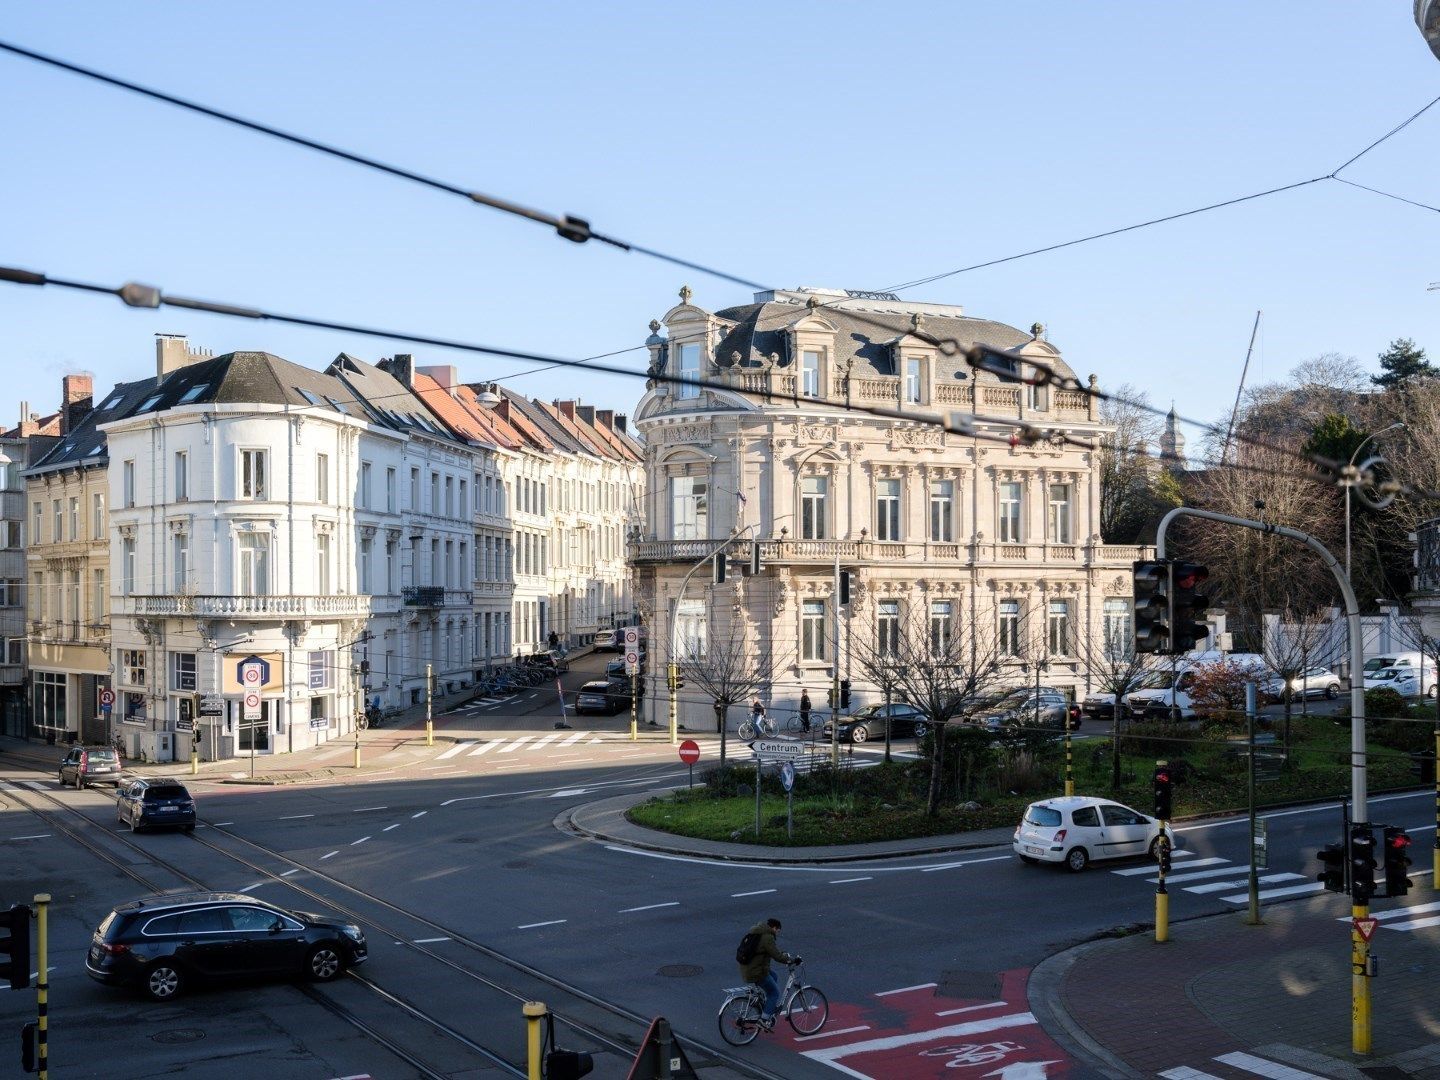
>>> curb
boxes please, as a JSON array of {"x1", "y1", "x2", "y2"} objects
[{"x1": 1027, "y1": 936, "x2": 1149, "y2": 1080}]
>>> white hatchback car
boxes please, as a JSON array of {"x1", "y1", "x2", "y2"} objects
[{"x1": 1013, "y1": 795, "x2": 1171, "y2": 872}]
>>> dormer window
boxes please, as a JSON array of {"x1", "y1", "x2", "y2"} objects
[
  {"x1": 904, "y1": 357, "x2": 925, "y2": 404},
  {"x1": 677, "y1": 342, "x2": 701, "y2": 400},
  {"x1": 801, "y1": 350, "x2": 822, "y2": 397}
]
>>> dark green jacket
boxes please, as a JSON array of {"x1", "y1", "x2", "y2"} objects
[{"x1": 739, "y1": 921, "x2": 791, "y2": 984}]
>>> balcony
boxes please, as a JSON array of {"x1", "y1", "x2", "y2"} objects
[
  {"x1": 631, "y1": 539, "x2": 1153, "y2": 568},
  {"x1": 402, "y1": 586, "x2": 446, "y2": 608},
  {"x1": 122, "y1": 594, "x2": 375, "y2": 618}
]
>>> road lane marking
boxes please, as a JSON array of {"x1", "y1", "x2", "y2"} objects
[
  {"x1": 279, "y1": 814, "x2": 315, "y2": 820},
  {"x1": 549, "y1": 789, "x2": 590, "y2": 798},
  {"x1": 935, "y1": 999, "x2": 1006, "y2": 1017},
  {"x1": 1146, "y1": 863, "x2": 1246, "y2": 883},
  {"x1": 794, "y1": 1025, "x2": 871, "y2": 1043},
  {"x1": 412, "y1": 937, "x2": 451, "y2": 944},
  {"x1": 919, "y1": 855, "x2": 1011, "y2": 872},
  {"x1": 528, "y1": 733, "x2": 561, "y2": 750},
  {"x1": 1113, "y1": 857, "x2": 1227, "y2": 877},
  {"x1": 238, "y1": 883, "x2": 264, "y2": 893},
  {"x1": 281, "y1": 869, "x2": 300, "y2": 877},
  {"x1": 383, "y1": 824, "x2": 400, "y2": 832},
  {"x1": 351, "y1": 836, "x2": 370, "y2": 845},
  {"x1": 1161, "y1": 1069, "x2": 1225, "y2": 1080},
  {"x1": 518, "y1": 920, "x2": 567, "y2": 929},
  {"x1": 875, "y1": 982, "x2": 937, "y2": 997},
  {"x1": 801, "y1": 1011, "x2": 1038, "y2": 1070},
  {"x1": 1361, "y1": 901, "x2": 1440, "y2": 920},
  {"x1": 211, "y1": 822, "x2": 234, "y2": 826},
  {"x1": 1389, "y1": 915, "x2": 1440, "y2": 931},
  {"x1": 1215, "y1": 1051, "x2": 1327, "y2": 1079},
  {"x1": 620, "y1": 902, "x2": 679, "y2": 913},
  {"x1": 7, "y1": 834, "x2": 52, "y2": 841},
  {"x1": 1218, "y1": 882, "x2": 1326, "y2": 903},
  {"x1": 436, "y1": 743, "x2": 474, "y2": 760},
  {"x1": 732, "y1": 889, "x2": 777, "y2": 897},
  {"x1": 468, "y1": 741, "x2": 501, "y2": 756},
  {"x1": 1185, "y1": 873, "x2": 1303, "y2": 894},
  {"x1": 411, "y1": 811, "x2": 427, "y2": 819},
  {"x1": 353, "y1": 806, "x2": 389, "y2": 812},
  {"x1": 321, "y1": 850, "x2": 339, "y2": 859},
  {"x1": 829, "y1": 877, "x2": 872, "y2": 885},
  {"x1": 500, "y1": 736, "x2": 535, "y2": 753},
  {"x1": 559, "y1": 731, "x2": 587, "y2": 746}
]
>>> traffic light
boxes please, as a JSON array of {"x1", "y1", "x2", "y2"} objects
[
  {"x1": 712, "y1": 551, "x2": 727, "y2": 585},
  {"x1": 827, "y1": 687, "x2": 838, "y2": 710},
  {"x1": 1156, "y1": 834, "x2": 1172, "y2": 874},
  {"x1": 666, "y1": 663, "x2": 683, "y2": 692},
  {"x1": 1152, "y1": 765, "x2": 1173, "y2": 820},
  {"x1": 1383, "y1": 826, "x2": 1413, "y2": 897},
  {"x1": 750, "y1": 540, "x2": 762, "y2": 576},
  {"x1": 21, "y1": 1022, "x2": 35, "y2": 1074},
  {"x1": 840, "y1": 679, "x2": 852, "y2": 709},
  {"x1": 1350, "y1": 823, "x2": 1378, "y2": 904},
  {"x1": 1132, "y1": 560, "x2": 1172, "y2": 654},
  {"x1": 1317, "y1": 840, "x2": 1348, "y2": 893},
  {"x1": 838, "y1": 570, "x2": 853, "y2": 607},
  {"x1": 1170, "y1": 561, "x2": 1210, "y2": 653},
  {"x1": 0, "y1": 904, "x2": 31, "y2": 990}
]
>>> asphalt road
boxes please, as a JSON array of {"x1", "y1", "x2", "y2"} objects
[{"x1": 3, "y1": 660, "x2": 1435, "y2": 1080}]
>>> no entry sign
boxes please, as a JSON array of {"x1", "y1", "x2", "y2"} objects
[{"x1": 678, "y1": 739, "x2": 701, "y2": 765}]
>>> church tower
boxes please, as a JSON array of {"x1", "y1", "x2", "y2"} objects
[{"x1": 1159, "y1": 403, "x2": 1186, "y2": 469}]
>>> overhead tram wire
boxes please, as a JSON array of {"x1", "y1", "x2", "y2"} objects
[
  {"x1": 0, "y1": 38, "x2": 770, "y2": 295},
  {"x1": 0, "y1": 263, "x2": 1415, "y2": 502}
]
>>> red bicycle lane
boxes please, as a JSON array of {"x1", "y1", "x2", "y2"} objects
[{"x1": 772, "y1": 967, "x2": 1072, "y2": 1080}]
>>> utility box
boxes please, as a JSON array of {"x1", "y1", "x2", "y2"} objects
[{"x1": 137, "y1": 731, "x2": 176, "y2": 763}]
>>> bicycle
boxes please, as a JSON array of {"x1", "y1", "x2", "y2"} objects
[
  {"x1": 737, "y1": 715, "x2": 777, "y2": 741},
  {"x1": 718, "y1": 960, "x2": 828, "y2": 1045},
  {"x1": 784, "y1": 711, "x2": 813, "y2": 736}
]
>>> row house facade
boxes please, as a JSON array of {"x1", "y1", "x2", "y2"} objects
[
  {"x1": 631, "y1": 286, "x2": 1153, "y2": 727},
  {"x1": 1, "y1": 434, "x2": 33, "y2": 736}
]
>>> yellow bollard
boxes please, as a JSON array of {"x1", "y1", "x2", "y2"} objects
[
  {"x1": 630, "y1": 673, "x2": 639, "y2": 742},
  {"x1": 426, "y1": 663, "x2": 434, "y2": 748},
  {"x1": 34, "y1": 892, "x2": 50, "y2": 1080},
  {"x1": 1155, "y1": 887, "x2": 1169, "y2": 943},
  {"x1": 190, "y1": 741, "x2": 198, "y2": 777},
  {"x1": 523, "y1": 1001, "x2": 547, "y2": 1080},
  {"x1": 1353, "y1": 902, "x2": 1371, "y2": 1054}
]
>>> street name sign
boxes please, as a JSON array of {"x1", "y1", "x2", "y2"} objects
[{"x1": 750, "y1": 739, "x2": 805, "y2": 758}]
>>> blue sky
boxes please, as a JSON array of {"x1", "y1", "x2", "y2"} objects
[{"x1": 2, "y1": 4, "x2": 1436, "y2": 440}]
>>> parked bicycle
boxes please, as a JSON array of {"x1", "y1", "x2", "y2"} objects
[
  {"x1": 718, "y1": 960, "x2": 828, "y2": 1045},
  {"x1": 737, "y1": 715, "x2": 777, "y2": 741}
]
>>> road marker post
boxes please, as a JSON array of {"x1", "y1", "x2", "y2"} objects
[
  {"x1": 425, "y1": 664, "x2": 434, "y2": 747},
  {"x1": 34, "y1": 893, "x2": 50, "y2": 1080},
  {"x1": 523, "y1": 1001, "x2": 546, "y2": 1080}
]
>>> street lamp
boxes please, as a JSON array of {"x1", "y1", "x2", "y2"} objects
[{"x1": 1345, "y1": 422, "x2": 1405, "y2": 583}]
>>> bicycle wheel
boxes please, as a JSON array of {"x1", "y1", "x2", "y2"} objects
[
  {"x1": 719, "y1": 994, "x2": 761, "y2": 1046},
  {"x1": 738, "y1": 721, "x2": 755, "y2": 741},
  {"x1": 786, "y1": 985, "x2": 829, "y2": 1035}
]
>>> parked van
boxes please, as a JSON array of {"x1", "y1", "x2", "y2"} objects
[
  {"x1": 1362, "y1": 653, "x2": 1437, "y2": 698},
  {"x1": 1125, "y1": 654, "x2": 1270, "y2": 720}
]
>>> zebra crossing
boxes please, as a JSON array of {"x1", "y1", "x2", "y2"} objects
[
  {"x1": 1111, "y1": 850, "x2": 1327, "y2": 906},
  {"x1": 1161, "y1": 1049, "x2": 1336, "y2": 1080},
  {"x1": 1335, "y1": 898, "x2": 1440, "y2": 933}
]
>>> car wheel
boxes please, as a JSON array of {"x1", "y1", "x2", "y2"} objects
[
  {"x1": 1148, "y1": 836, "x2": 1166, "y2": 859},
  {"x1": 911, "y1": 722, "x2": 929, "y2": 739},
  {"x1": 129, "y1": 815, "x2": 140, "y2": 833},
  {"x1": 1018, "y1": 854, "x2": 1038, "y2": 865},
  {"x1": 144, "y1": 961, "x2": 184, "y2": 1001},
  {"x1": 307, "y1": 944, "x2": 344, "y2": 982},
  {"x1": 1327, "y1": 684, "x2": 1340, "y2": 700},
  {"x1": 1428, "y1": 684, "x2": 1438, "y2": 700},
  {"x1": 851, "y1": 725, "x2": 869, "y2": 744},
  {"x1": 1065, "y1": 847, "x2": 1090, "y2": 873}
]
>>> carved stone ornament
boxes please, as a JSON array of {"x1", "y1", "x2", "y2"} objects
[
  {"x1": 773, "y1": 580, "x2": 790, "y2": 619},
  {"x1": 195, "y1": 619, "x2": 217, "y2": 650},
  {"x1": 360, "y1": 525, "x2": 377, "y2": 540},
  {"x1": 1104, "y1": 574, "x2": 1129, "y2": 596},
  {"x1": 386, "y1": 528, "x2": 402, "y2": 543},
  {"x1": 118, "y1": 524, "x2": 137, "y2": 541},
  {"x1": 134, "y1": 618, "x2": 159, "y2": 645},
  {"x1": 166, "y1": 518, "x2": 189, "y2": 535},
  {"x1": 792, "y1": 422, "x2": 839, "y2": 446},
  {"x1": 663, "y1": 422, "x2": 713, "y2": 445},
  {"x1": 284, "y1": 619, "x2": 312, "y2": 644}
]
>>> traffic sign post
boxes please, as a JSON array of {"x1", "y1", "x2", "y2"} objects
[
  {"x1": 98, "y1": 688, "x2": 115, "y2": 708},
  {"x1": 678, "y1": 739, "x2": 700, "y2": 788},
  {"x1": 781, "y1": 761, "x2": 796, "y2": 840}
]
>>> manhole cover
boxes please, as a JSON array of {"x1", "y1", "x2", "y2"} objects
[
  {"x1": 151, "y1": 1029, "x2": 205, "y2": 1045},
  {"x1": 658, "y1": 964, "x2": 703, "y2": 978}
]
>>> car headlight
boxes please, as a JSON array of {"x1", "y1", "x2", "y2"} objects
[{"x1": 342, "y1": 925, "x2": 364, "y2": 942}]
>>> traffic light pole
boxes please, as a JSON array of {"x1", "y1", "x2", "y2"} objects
[
  {"x1": 832, "y1": 550, "x2": 841, "y2": 768},
  {"x1": 1157, "y1": 506, "x2": 1370, "y2": 1053},
  {"x1": 1246, "y1": 681, "x2": 1261, "y2": 927},
  {"x1": 35, "y1": 893, "x2": 49, "y2": 1080}
]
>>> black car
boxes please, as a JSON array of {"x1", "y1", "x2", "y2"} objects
[
  {"x1": 576, "y1": 678, "x2": 631, "y2": 715},
  {"x1": 822, "y1": 703, "x2": 930, "y2": 744},
  {"x1": 58, "y1": 745, "x2": 123, "y2": 788},
  {"x1": 116, "y1": 779, "x2": 196, "y2": 833},
  {"x1": 87, "y1": 892, "x2": 367, "y2": 1001}
]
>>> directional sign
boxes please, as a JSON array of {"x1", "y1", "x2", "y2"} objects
[
  {"x1": 243, "y1": 689, "x2": 261, "y2": 721},
  {"x1": 174, "y1": 717, "x2": 194, "y2": 734},
  {"x1": 1354, "y1": 916, "x2": 1379, "y2": 943},
  {"x1": 98, "y1": 688, "x2": 115, "y2": 707},
  {"x1": 309, "y1": 716, "x2": 327, "y2": 731},
  {"x1": 678, "y1": 739, "x2": 701, "y2": 765},
  {"x1": 751, "y1": 739, "x2": 806, "y2": 758},
  {"x1": 198, "y1": 694, "x2": 225, "y2": 717}
]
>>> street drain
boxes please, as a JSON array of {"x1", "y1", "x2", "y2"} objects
[
  {"x1": 151, "y1": 1029, "x2": 205, "y2": 1044},
  {"x1": 658, "y1": 964, "x2": 703, "y2": 978}
]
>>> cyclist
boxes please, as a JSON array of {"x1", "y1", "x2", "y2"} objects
[
  {"x1": 751, "y1": 698, "x2": 768, "y2": 733},
  {"x1": 737, "y1": 917, "x2": 798, "y2": 1030},
  {"x1": 798, "y1": 689, "x2": 812, "y2": 733}
]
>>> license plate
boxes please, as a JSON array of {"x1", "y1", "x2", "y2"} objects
[
  {"x1": 94, "y1": 767, "x2": 113, "y2": 773},
  {"x1": 1025, "y1": 845, "x2": 1044, "y2": 855},
  {"x1": 158, "y1": 806, "x2": 176, "y2": 812}
]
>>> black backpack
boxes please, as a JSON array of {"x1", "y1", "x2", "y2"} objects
[{"x1": 736, "y1": 931, "x2": 762, "y2": 964}]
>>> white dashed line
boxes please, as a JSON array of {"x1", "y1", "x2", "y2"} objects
[
  {"x1": 8, "y1": 834, "x2": 52, "y2": 841},
  {"x1": 281, "y1": 869, "x2": 300, "y2": 877},
  {"x1": 876, "y1": 982, "x2": 937, "y2": 997},
  {"x1": 500, "y1": 736, "x2": 534, "y2": 754},
  {"x1": 436, "y1": 743, "x2": 474, "y2": 760},
  {"x1": 936, "y1": 999, "x2": 1007, "y2": 1017},
  {"x1": 829, "y1": 877, "x2": 873, "y2": 885},
  {"x1": 620, "y1": 902, "x2": 679, "y2": 913},
  {"x1": 794, "y1": 1025, "x2": 872, "y2": 1043},
  {"x1": 353, "y1": 806, "x2": 389, "y2": 813},
  {"x1": 383, "y1": 824, "x2": 400, "y2": 832},
  {"x1": 518, "y1": 920, "x2": 567, "y2": 930},
  {"x1": 351, "y1": 836, "x2": 371, "y2": 846},
  {"x1": 528, "y1": 733, "x2": 562, "y2": 751},
  {"x1": 732, "y1": 889, "x2": 777, "y2": 897},
  {"x1": 412, "y1": 937, "x2": 451, "y2": 944},
  {"x1": 211, "y1": 822, "x2": 234, "y2": 827},
  {"x1": 321, "y1": 850, "x2": 339, "y2": 860},
  {"x1": 238, "y1": 883, "x2": 264, "y2": 893},
  {"x1": 467, "y1": 742, "x2": 500, "y2": 756},
  {"x1": 411, "y1": 811, "x2": 427, "y2": 819}
]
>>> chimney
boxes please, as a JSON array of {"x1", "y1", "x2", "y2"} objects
[
  {"x1": 555, "y1": 400, "x2": 577, "y2": 420},
  {"x1": 494, "y1": 398, "x2": 511, "y2": 423},
  {"x1": 614, "y1": 414, "x2": 628, "y2": 435},
  {"x1": 384, "y1": 353, "x2": 416, "y2": 387},
  {"x1": 62, "y1": 373, "x2": 93, "y2": 406},
  {"x1": 595, "y1": 409, "x2": 615, "y2": 431},
  {"x1": 156, "y1": 334, "x2": 212, "y2": 382},
  {"x1": 417, "y1": 365, "x2": 460, "y2": 394},
  {"x1": 576, "y1": 404, "x2": 596, "y2": 427}
]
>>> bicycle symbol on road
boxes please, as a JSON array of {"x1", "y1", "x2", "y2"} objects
[{"x1": 919, "y1": 1040, "x2": 1026, "y2": 1068}]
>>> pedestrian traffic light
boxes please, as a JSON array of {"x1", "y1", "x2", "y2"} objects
[
  {"x1": 666, "y1": 664, "x2": 681, "y2": 692},
  {"x1": 750, "y1": 539, "x2": 762, "y2": 576},
  {"x1": 838, "y1": 570, "x2": 853, "y2": 607},
  {"x1": 1152, "y1": 764, "x2": 1173, "y2": 820},
  {"x1": 827, "y1": 687, "x2": 838, "y2": 710},
  {"x1": 1170, "y1": 561, "x2": 1210, "y2": 653},
  {"x1": 0, "y1": 904, "x2": 31, "y2": 990},
  {"x1": 840, "y1": 679, "x2": 851, "y2": 709},
  {"x1": 1132, "y1": 560, "x2": 1172, "y2": 654},
  {"x1": 1350, "y1": 823, "x2": 1378, "y2": 904},
  {"x1": 1383, "y1": 825, "x2": 1413, "y2": 897},
  {"x1": 1317, "y1": 840, "x2": 1348, "y2": 893}
]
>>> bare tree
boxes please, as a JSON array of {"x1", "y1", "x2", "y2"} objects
[
  {"x1": 1261, "y1": 609, "x2": 1337, "y2": 745},
  {"x1": 675, "y1": 593, "x2": 792, "y2": 766},
  {"x1": 1077, "y1": 621, "x2": 1168, "y2": 789},
  {"x1": 1098, "y1": 386, "x2": 1171, "y2": 542},
  {"x1": 850, "y1": 601, "x2": 1010, "y2": 817}
]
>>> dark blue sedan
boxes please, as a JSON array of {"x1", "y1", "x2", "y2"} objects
[{"x1": 116, "y1": 779, "x2": 196, "y2": 833}]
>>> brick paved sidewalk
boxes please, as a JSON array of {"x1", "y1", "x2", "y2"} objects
[{"x1": 1035, "y1": 891, "x2": 1440, "y2": 1079}]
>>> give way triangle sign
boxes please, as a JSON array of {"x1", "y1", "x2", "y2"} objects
[{"x1": 1353, "y1": 916, "x2": 1379, "y2": 943}]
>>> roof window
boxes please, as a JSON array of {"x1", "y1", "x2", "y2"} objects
[{"x1": 178, "y1": 384, "x2": 208, "y2": 404}]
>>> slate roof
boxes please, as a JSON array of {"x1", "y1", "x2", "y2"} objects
[
  {"x1": 706, "y1": 299, "x2": 1073, "y2": 384},
  {"x1": 327, "y1": 354, "x2": 462, "y2": 443},
  {"x1": 26, "y1": 377, "x2": 160, "y2": 475}
]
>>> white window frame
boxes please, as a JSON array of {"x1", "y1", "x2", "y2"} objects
[
  {"x1": 359, "y1": 536, "x2": 373, "y2": 593},
  {"x1": 91, "y1": 492, "x2": 104, "y2": 540},
  {"x1": 877, "y1": 599, "x2": 900, "y2": 658},
  {"x1": 677, "y1": 342, "x2": 701, "y2": 400},
  {"x1": 238, "y1": 531, "x2": 270, "y2": 594},
  {"x1": 904, "y1": 357, "x2": 924, "y2": 404},
  {"x1": 386, "y1": 467, "x2": 397, "y2": 513},
  {"x1": 317, "y1": 453, "x2": 330, "y2": 504},
  {"x1": 801, "y1": 599, "x2": 827, "y2": 662},
  {"x1": 875, "y1": 478, "x2": 901, "y2": 542},
  {"x1": 675, "y1": 598, "x2": 707, "y2": 660},
  {"x1": 170, "y1": 651, "x2": 197, "y2": 692},
  {"x1": 999, "y1": 599, "x2": 1021, "y2": 657},
  {"x1": 122, "y1": 538, "x2": 136, "y2": 596},
  {"x1": 930, "y1": 600, "x2": 953, "y2": 655},
  {"x1": 68, "y1": 497, "x2": 79, "y2": 540},
  {"x1": 1048, "y1": 483, "x2": 1072, "y2": 545},
  {"x1": 123, "y1": 461, "x2": 136, "y2": 508},
  {"x1": 800, "y1": 476, "x2": 828, "y2": 540},
  {"x1": 316, "y1": 532, "x2": 332, "y2": 595},
  {"x1": 801, "y1": 349, "x2": 822, "y2": 397},
  {"x1": 929, "y1": 479, "x2": 954, "y2": 542},
  {"x1": 241, "y1": 449, "x2": 267, "y2": 500},
  {"x1": 1103, "y1": 598, "x2": 1133, "y2": 661},
  {"x1": 670, "y1": 476, "x2": 708, "y2": 541},
  {"x1": 999, "y1": 482, "x2": 1022, "y2": 543},
  {"x1": 1047, "y1": 599, "x2": 1071, "y2": 656},
  {"x1": 173, "y1": 532, "x2": 189, "y2": 592},
  {"x1": 174, "y1": 451, "x2": 188, "y2": 501}
]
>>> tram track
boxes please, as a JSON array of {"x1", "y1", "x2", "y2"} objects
[{"x1": 2, "y1": 764, "x2": 793, "y2": 1080}]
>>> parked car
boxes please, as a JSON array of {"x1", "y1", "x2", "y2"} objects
[
  {"x1": 575, "y1": 679, "x2": 631, "y2": 715},
  {"x1": 1363, "y1": 666, "x2": 1428, "y2": 698},
  {"x1": 1013, "y1": 795, "x2": 1172, "y2": 872},
  {"x1": 978, "y1": 687, "x2": 1071, "y2": 731},
  {"x1": 116, "y1": 779, "x2": 196, "y2": 833},
  {"x1": 822, "y1": 703, "x2": 929, "y2": 743},
  {"x1": 605, "y1": 658, "x2": 645, "y2": 680},
  {"x1": 1082, "y1": 671, "x2": 1171, "y2": 721},
  {"x1": 1259, "y1": 666, "x2": 1342, "y2": 702},
  {"x1": 58, "y1": 745, "x2": 123, "y2": 789},
  {"x1": 592, "y1": 629, "x2": 619, "y2": 652},
  {"x1": 86, "y1": 891, "x2": 367, "y2": 1001}
]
